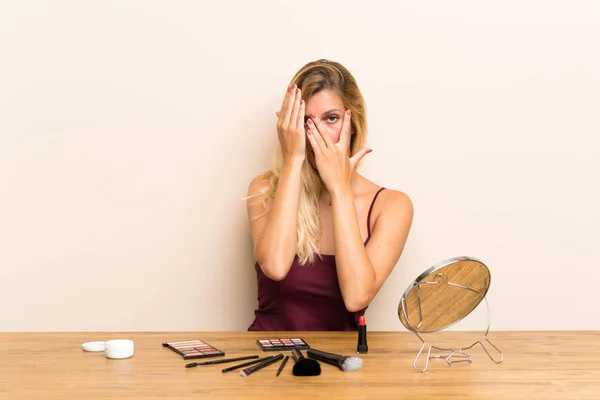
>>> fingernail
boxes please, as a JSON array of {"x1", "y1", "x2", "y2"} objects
[
  {"x1": 346, "y1": 110, "x2": 351, "y2": 115},
  {"x1": 307, "y1": 119, "x2": 313, "y2": 125},
  {"x1": 300, "y1": 99, "x2": 304, "y2": 105},
  {"x1": 307, "y1": 129, "x2": 312, "y2": 135},
  {"x1": 311, "y1": 113, "x2": 316, "y2": 119}
]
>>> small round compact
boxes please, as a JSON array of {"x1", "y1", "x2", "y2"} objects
[
  {"x1": 82, "y1": 339, "x2": 134, "y2": 359},
  {"x1": 81, "y1": 341, "x2": 106, "y2": 352}
]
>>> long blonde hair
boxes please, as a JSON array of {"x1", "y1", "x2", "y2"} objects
[{"x1": 257, "y1": 59, "x2": 368, "y2": 265}]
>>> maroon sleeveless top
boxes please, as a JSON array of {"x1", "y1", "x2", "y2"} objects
[{"x1": 248, "y1": 188, "x2": 386, "y2": 331}]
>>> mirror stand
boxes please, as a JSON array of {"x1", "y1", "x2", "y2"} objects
[
  {"x1": 405, "y1": 297, "x2": 504, "y2": 372},
  {"x1": 398, "y1": 257, "x2": 504, "y2": 373}
]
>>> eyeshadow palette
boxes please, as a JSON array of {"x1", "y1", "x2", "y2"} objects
[
  {"x1": 256, "y1": 338, "x2": 310, "y2": 352},
  {"x1": 161, "y1": 340, "x2": 225, "y2": 360}
]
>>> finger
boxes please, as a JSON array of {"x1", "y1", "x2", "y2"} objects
[
  {"x1": 296, "y1": 97, "x2": 306, "y2": 130},
  {"x1": 289, "y1": 88, "x2": 302, "y2": 129},
  {"x1": 306, "y1": 124, "x2": 327, "y2": 154},
  {"x1": 306, "y1": 118, "x2": 327, "y2": 150},
  {"x1": 338, "y1": 109, "x2": 352, "y2": 151},
  {"x1": 279, "y1": 82, "x2": 294, "y2": 110},
  {"x1": 306, "y1": 129, "x2": 323, "y2": 157},
  {"x1": 284, "y1": 87, "x2": 300, "y2": 126},
  {"x1": 349, "y1": 147, "x2": 372, "y2": 168},
  {"x1": 279, "y1": 84, "x2": 296, "y2": 126},
  {"x1": 276, "y1": 111, "x2": 281, "y2": 117},
  {"x1": 309, "y1": 115, "x2": 334, "y2": 149}
]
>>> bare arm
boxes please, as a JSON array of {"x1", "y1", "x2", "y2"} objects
[
  {"x1": 331, "y1": 187, "x2": 413, "y2": 312},
  {"x1": 246, "y1": 84, "x2": 307, "y2": 281},
  {"x1": 247, "y1": 159, "x2": 304, "y2": 281},
  {"x1": 305, "y1": 110, "x2": 414, "y2": 311}
]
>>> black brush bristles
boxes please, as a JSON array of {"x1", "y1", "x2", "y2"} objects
[{"x1": 291, "y1": 348, "x2": 321, "y2": 376}]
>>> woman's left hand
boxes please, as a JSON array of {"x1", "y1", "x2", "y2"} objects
[{"x1": 306, "y1": 110, "x2": 372, "y2": 192}]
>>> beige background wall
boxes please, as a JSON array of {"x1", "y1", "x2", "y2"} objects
[{"x1": 1, "y1": 1, "x2": 598, "y2": 332}]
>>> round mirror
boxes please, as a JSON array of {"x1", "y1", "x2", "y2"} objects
[{"x1": 398, "y1": 256, "x2": 491, "y2": 333}]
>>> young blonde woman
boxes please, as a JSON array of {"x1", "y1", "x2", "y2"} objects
[{"x1": 247, "y1": 59, "x2": 414, "y2": 331}]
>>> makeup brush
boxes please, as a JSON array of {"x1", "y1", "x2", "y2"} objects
[
  {"x1": 240, "y1": 354, "x2": 284, "y2": 377},
  {"x1": 291, "y1": 348, "x2": 321, "y2": 376},
  {"x1": 276, "y1": 355, "x2": 289, "y2": 376},
  {"x1": 306, "y1": 348, "x2": 363, "y2": 372},
  {"x1": 221, "y1": 355, "x2": 274, "y2": 373},
  {"x1": 185, "y1": 355, "x2": 259, "y2": 368}
]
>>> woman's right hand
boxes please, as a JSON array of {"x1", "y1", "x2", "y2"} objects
[{"x1": 276, "y1": 83, "x2": 306, "y2": 163}]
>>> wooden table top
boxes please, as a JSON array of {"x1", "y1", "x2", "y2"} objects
[{"x1": 1, "y1": 331, "x2": 598, "y2": 399}]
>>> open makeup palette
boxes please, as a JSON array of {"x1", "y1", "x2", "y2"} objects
[
  {"x1": 161, "y1": 339, "x2": 225, "y2": 360},
  {"x1": 256, "y1": 337, "x2": 310, "y2": 352}
]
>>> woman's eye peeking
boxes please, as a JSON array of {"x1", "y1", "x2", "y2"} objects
[{"x1": 326, "y1": 115, "x2": 339, "y2": 123}]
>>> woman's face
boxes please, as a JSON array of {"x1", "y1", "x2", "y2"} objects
[{"x1": 304, "y1": 89, "x2": 347, "y2": 167}]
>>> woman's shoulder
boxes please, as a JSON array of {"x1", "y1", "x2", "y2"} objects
[
  {"x1": 381, "y1": 186, "x2": 413, "y2": 210},
  {"x1": 247, "y1": 170, "x2": 275, "y2": 197},
  {"x1": 246, "y1": 171, "x2": 276, "y2": 223},
  {"x1": 361, "y1": 179, "x2": 414, "y2": 241},
  {"x1": 359, "y1": 176, "x2": 414, "y2": 218}
]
